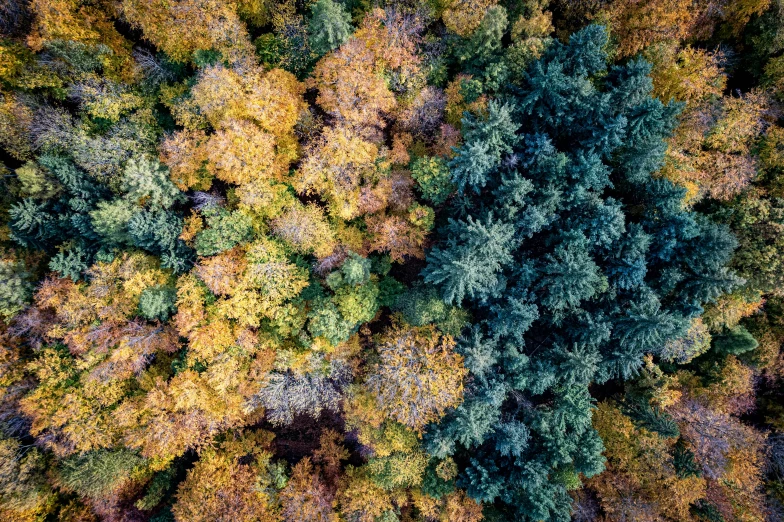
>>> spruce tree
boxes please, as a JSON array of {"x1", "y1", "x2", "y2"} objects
[
  {"x1": 421, "y1": 25, "x2": 741, "y2": 521},
  {"x1": 308, "y1": 0, "x2": 352, "y2": 57}
]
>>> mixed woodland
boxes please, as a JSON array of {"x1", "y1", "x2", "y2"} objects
[{"x1": 2, "y1": 0, "x2": 784, "y2": 520}]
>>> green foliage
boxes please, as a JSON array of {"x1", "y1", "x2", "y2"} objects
[
  {"x1": 49, "y1": 246, "x2": 89, "y2": 281},
  {"x1": 150, "y1": 507, "x2": 176, "y2": 522},
  {"x1": 0, "y1": 259, "x2": 33, "y2": 320},
  {"x1": 135, "y1": 462, "x2": 182, "y2": 511},
  {"x1": 333, "y1": 282, "x2": 379, "y2": 325},
  {"x1": 90, "y1": 199, "x2": 135, "y2": 244},
  {"x1": 129, "y1": 209, "x2": 192, "y2": 271},
  {"x1": 459, "y1": 5, "x2": 508, "y2": 70},
  {"x1": 255, "y1": 34, "x2": 283, "y2": 69},
  {"x1": 309, "y1": 0, "x2": 352, "y2": 56},
  {"x1": 449, "y1": 101, "x2": 519, "y2": 194},
  {"x1": 377, "y1": 276, "x2": 405, "y2": 308},
  {"x1": 15, "y1": 161, "x2": 60, "y2": 199},
  {"x1": 43, "y1": 40, "x2": 113, "y2": 76},
  {"x1": 410, "y1": 156, "x2": 454, "y2": 205},
  {"x1": 366, "y1": 451, "x2": 428, "y2": 490},
  {"x1": 308, "y1": 297, "x2": 355, "y2": 345},
  {"x1": 123, "y1": 156, "x2": 183, "y2": 209},
  {"x1": 537, "y1": 234, "x2": 607, "y2": 315},
  {"x1": 57, "y1": 449, "x2": 146, "y2": 499},
  {"x1": 194, "y1": 207, "x2": 253, "y2": 256},
  {"x1": 423, "y1": 25, "x2": 740, "y2": 520},
  {"x1": 420, "y1": 459, "x2": 456, "y2": 499},
  {"x1": 424, "y1": 214, "x2": 515, "y2": 305},
  {"x1": 391, "y1": 286, "x2": 469, "y2": 336},
  {"x1": 690, "y1": 499, "x2": 726, "y2": 522},
  {"x1": 622, "y1": 398, "x2": 680, "y2": 438},
  {"x1": 139, "y1": 285, "x2": 177, "y2": 321},
  {"x1": 0, "y1": 2, "x2": 779, "y2": 521},
  {"x1": 712, "y1": 325, "x2": 759, "y2": 355},
  {"x1": 340, "y1": 252, "x2": 371, "y2": 286},
  {"x1": 673, "y1": 438, "x2": 702, "y2": 479}
]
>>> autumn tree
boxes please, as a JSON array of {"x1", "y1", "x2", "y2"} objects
[
  {"x1": 367, "y1": 320, "x2": 466, "y2": 430},
  {"x1": 121, "y1": 0, "x2": 256, "y2": 65},
  {"x1": 172, "y1": 431, "x2": 282, "y2": 522}
]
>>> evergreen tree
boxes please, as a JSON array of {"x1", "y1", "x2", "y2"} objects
[
  {"x1": 57, "y1": 449, "x2": 146, "y2": 499},
  {"x1": 308, "y1": 0, "x2": 352, "y2": 57},
  {"x1": 421, "y1": 25, "x2": 741, "y2": 521},
  {"x1": 0, "y1": 258, "x2": 33, "y2": 320}
]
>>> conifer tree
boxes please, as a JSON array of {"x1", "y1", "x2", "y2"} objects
[
  {"x1": 421, "y1": 25, "x2": 741, "y2": 521},
  {"x1": 309, "y1": 0, "x2": 352, "y2": 57}
]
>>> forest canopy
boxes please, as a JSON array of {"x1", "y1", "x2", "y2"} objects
[{"x1": 1, "y1": 0, "x2": 784, "y2": 521}]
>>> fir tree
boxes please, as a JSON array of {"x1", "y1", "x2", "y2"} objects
[{"x1": 308, "y1": 0, "x2": 352, "y2": 57}]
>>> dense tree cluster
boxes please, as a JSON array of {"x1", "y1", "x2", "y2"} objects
[{"x1": 1, "y1": 0, "x2": 784, "y2": 522}]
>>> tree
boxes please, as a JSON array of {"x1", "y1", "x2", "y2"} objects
[
  {"x1": 366, "y1": 213, "x2": 428, "y2": 262},
  {"x1": 172, "y1": 431, "x2": 282, "y2": 522},
  {"x1": 588, "y1": 401, "x2": 705, "y2": 522},
  {"x1": 56, "y1": 449, "x2": 146, "y2": 499},
  {"x1": 191, "y1": 64, "x2": 306, "y2": 137},
  {"x1": 661, "y1": 318, "x2": 712, "y2": 363},
  {"x1": 296, "y1": 126, "x2": 383, "y2": 219},
  {"x1": 366, "y1": 321, "x2": 467, "y2": 430},
  {"x1": 420, "y1": 25, "x2": 740, "y2": 520},
  {"x1": 270, "y1": 203, "x2": 336, "y2": 258},
  {"x1": 123, "y1": 156, "x2": 184, "y2": 210},
  {"x1": 206, "y1": 118, "x2": 280, "y2": 186},
  {"x1": 159, "y1": 129, "x2": 212, "y2": 191},
  {"x1": 459, "y1": 5, "x2": 508, "y2": 71},
  {"x1": 536, "y1": 234, "x2": 606, "y2": 315},
  {"x1": 0, "y1": 258, "x2": 33, "y2": 320},
  {"x1": 423, "y1": 214, "x2": 516, "y2": 305},
  {"x1": 121, "y1": 0, "x2": 256, "y2": 65},
  {"x1": 194, "y1": 207, "x2": 254, "y2": 256},
  {"x1": 645, "y1": 44, "x2": 726, "y2": 104},
  {"x1": 410, "y1": 156, "x2": 454, "y2": 205},
  {"x1": 308, "y1": 0, "x2": 352, "y2": 57},
  {"x1": 279, "y1": 458, "x2": 337, "y2": 521},
  {"x1": 0, "y1": 438, "x2": 56, "y2": 522},
  {"x1": 308, "y1": 38, "x2": 395, "y2": 129},
  {"x1": 712, "y1": 325, "x2": 759, "y2": 355},
  {"x1": 602, "y1": 0, "x2": 700, "y2": 58},
  {"x1": 90, "y1": 199, "x2": 135, "y2": 245},
  {"x1": 139, "y1": 285, "x2": 177, "y2": 321},
  {"x1": 254, "y1": 365, "x2": 350, "y2": 425},
  {"x1": 442, "y1": 0, "x2": 498, "y2": 37}
]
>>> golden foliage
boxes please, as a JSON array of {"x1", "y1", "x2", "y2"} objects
[
  {"x1": 270, "y1": 203, "x2": 337, "y2": 258},
  {"x1": 192, "y1": 65, "x2": 306, "y2": 137},
  {"x1": 367, "y1": 321, "x2": 466, "y2": 430},
  {"x1": 296, "y1": 126, "x2": 383, "y2": 219},
  {"x1": 603, "y1": 0, "x2": 699, "y2": 58},
  {"x1": 206, "y1": 118, "x2": 279, "y2": 185},
  {"x1": 646, "y1": 44, "x2": 726, "y2": 104},
  {"x1": 366, "y1": 213, "x2": 427, "y2": 262},
  {"x1": 309, "y1": 38, "x2": 396, "y2": 129},
  {"x1": 172, "y1": 430, "x2": 281, "y2": 522},
  {"x1": 442, "y1": 0, "x2": 498, "y2": 36},
  {"x1": 590, "y1": 401, "x2": 706, "y2": 522},
  {"x1": 160, "y1": 129, "x2": 212, "y2": 192},
  {"x1": 121, "y1": 0, "x2": 255, "y2": 64}
]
